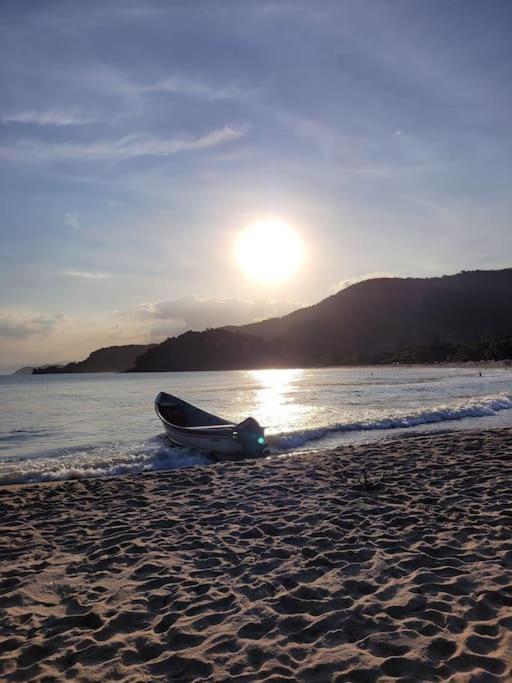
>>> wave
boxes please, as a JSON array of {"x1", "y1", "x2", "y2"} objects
[
  {"x1": 268, "y1": 393, "x2": 512, "y2": 451},
  {"x1": 2, "y1": 393, "x2": 510, "y2": 486},
  {"x1": 0, "y1": 436, "x2": 212, "y2": 486}
]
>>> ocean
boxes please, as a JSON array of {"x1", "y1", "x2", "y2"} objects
[{"x1": 1, "y1": 366, "x2": 511, "y2": 485}]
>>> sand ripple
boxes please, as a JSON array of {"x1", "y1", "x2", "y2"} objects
[{"x1": 1, "y1": 428, "x2": 511, "y2": 681}]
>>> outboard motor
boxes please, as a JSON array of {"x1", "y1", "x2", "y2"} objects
[{"x1": 235, "y1": 417, "x2": 269, "y2": 457}]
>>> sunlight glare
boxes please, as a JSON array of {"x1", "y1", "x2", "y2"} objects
[
  {"x1": 249, "y1": 368, "x2": 311, "y2": 433},
  {"x1": 234, "y1": 220, "x2": 304, "y2": 285}
]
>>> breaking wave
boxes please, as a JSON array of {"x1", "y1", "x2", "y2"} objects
[
  {"x1": 0, "y1": 435, "x2": 212, "y2": 486},
  {"x1": 268, "y1": 393, "x2": 512, "y2": 451},
  {"x1": 1, "y1": 393, "x2": 511, "y2": 486}
]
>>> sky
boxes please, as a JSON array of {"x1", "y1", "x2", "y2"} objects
[{"x1": 1, "y1": 0, "x2": 512, "y2": 372}]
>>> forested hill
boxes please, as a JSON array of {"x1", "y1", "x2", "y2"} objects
[
  {"x1": 132, "y1": 268, "x2": 512, "y2": 370},
  {"x1": 237, "y1": 268, "x2": 512, "y2": 362},
  {"x1": 33, "y1": 345, "x2": 155, "y2": 374}
]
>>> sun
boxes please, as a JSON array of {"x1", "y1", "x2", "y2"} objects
[{"x1": 234, "y1": 220, "x2": 304, "y2": 285}]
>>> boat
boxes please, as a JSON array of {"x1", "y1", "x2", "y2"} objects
[{"x1": 155, "y1": 392, "x2": 269, "y2": 460}]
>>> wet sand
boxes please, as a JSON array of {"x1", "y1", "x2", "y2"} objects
[{"x1": 1, "y1": 428, "x2": 511, "y2": 682}]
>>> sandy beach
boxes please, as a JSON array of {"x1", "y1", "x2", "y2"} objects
[{"x1": 1, "y1": 428, "x2": 511, "y2": 682}]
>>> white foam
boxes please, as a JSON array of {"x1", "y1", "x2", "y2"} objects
[
  {"x1": 0, "y1": 436, "x2": 212, "y2": 486},
  {"x1": 268, "y1": 393, "x2": 512, "y2": 451},
  {"x1": 2, "y1": 393, "x2": 511, "y2": 486}
]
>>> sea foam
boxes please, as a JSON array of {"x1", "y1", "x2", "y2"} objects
[
  {"x1": 0, "y1": 436, "x2": 212, "y2": 486},
  {"x1": 268, "y1": 393, "x2": 512, "y2": 451},
  {"x1": 1, "y1": 393, "x2": 511, "y2": 486}
]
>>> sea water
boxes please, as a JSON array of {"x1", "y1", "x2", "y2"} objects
[{"x1": 0, "y1": 366, "x2": 511, "y2": 485}]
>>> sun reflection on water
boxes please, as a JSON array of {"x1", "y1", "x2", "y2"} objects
[{"x1": 248, "y1": 368, "x2": 315, "y2": 433}]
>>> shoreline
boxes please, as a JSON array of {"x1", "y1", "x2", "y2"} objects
[
  {"x1": 3, "y1": 399, "x2": 512, "y2": 487},
  {"x1": 4, "y1": 359, "x2": 512, "y2": 376},
  {"x1": 1, "y1": 427, "x2": 511, "y2": 681}
]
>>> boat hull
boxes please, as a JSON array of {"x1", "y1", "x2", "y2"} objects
[
  {"x1": 155, "y1": 392, "x2": 266, "y2": 460},
  {"x1": 161, "y1": 421, "x2": 243, "y2": 459}
]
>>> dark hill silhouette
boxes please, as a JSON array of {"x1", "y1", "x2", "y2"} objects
[
  {"x1": 133, "y1": 268, "x2": 512, "y2": 371},
  {"x1": 131, "y1": 329, "x2": 287, "y2": 372},
  {"x1": 237, "y1": 268, "x2": 512, "y2": 364},
  {"x1": 33, "y1": 344, "x2": 155, "y2": 374}
]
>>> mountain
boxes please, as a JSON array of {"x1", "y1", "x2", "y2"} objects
[
  {"x1": 238, "y1": 268, "x2": 512, "y2": 363},
  {"x1": 133, "y1": 268, "x2": 512, "y2": 371},
  {"x1": 131, "y1": 329, "x2": 287, "y2": 372},
  {"x1": 33, "y1": 345, "x2": 155, "y2": 374}
]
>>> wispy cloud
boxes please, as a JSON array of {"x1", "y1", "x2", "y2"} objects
[
  {"x1": 62, "y1": 271, "x2": 111, "y2": 280},
  {"x1": 142, "y1": 76, "x2": 253, "y2": 101},
  {"x1": 1, "y1": 109, "x2": 100, "y2": 126},
  {"x1": 64, "y1": 211, "x2": 80, "y2": 230},
  {"x1": 0, "y1": 126, "x2": 246, "y2": 163}
]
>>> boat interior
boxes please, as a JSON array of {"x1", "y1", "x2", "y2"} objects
[
  {"x1": 158, "y1": 405, "x2": 189, "y2": 426},
  {"x1": 158, "y1": 404, "x2": 234, "y2": 430}
]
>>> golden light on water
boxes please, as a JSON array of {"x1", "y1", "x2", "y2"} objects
[
  {"x1": 249, "y1": 368, "x2": 312, "y2": 433},
  {"x1": 234, "y1": 219, "x2": 304, "y2": 285}
]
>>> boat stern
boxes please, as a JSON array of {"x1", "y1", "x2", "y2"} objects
[{"x1": 234, "y1": 417, "x2": 269, "y2": 457}]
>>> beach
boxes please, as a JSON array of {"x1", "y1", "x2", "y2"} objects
[{"x1": 1, "y1": 428, "x2": 511, "y2": 682}]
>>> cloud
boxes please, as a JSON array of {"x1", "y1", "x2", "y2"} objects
[
  {"x1": 335, "y1": 272, "x2": 402, "y2": 292},
  {"x1": 62, "y1": 270, "x2": 111, "y2": 280},
  {"x1": 64, "y1": 211, "x2": 80, "y2": 230},
  {"x1": 1, "y1": 109, "x2": 100, "y2": 126},
  {"x1": 115, "y1": 296, "x2": 299, "y2": 342},
  {"x1": 142, "y1": 76, "x2": 253, "y2": 101},
  {"x1": 0, "y1": 126, "x2": 245, "y2": 163},
  {"x1": 0, "y1": 311, "x2": 64, "y2": 339}
]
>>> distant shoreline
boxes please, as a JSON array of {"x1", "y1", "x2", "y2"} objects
[{"x1": 6, "y1": 358, "x2": 511, "y2": 376}]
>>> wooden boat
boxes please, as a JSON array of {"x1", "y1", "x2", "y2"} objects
[{"x1": 155, "y1": 392, "x2": 269, "y2": 460}]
